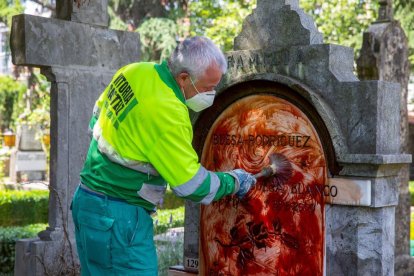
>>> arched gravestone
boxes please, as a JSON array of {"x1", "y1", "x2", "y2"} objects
[
  {"x1": 197, "y1": 84, "x2": 329, "y2": 275},
  {"x1": 180, "y1": 1, "x2": 411, "y2": 275}
]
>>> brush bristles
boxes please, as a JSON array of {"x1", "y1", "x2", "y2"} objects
[
  {"x1": 269, "y1": 153, "x2": 293, "y2": 184},
  {"x1": 253, "y1": 153, "x2": 293, "y2": 184}
]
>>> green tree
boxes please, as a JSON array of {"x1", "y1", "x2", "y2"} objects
[
  {"x1": 13, "y1": 72, "x2": 50, "y2": 132},
  {"x1": 0, "y1": 0, "x2": 23, "y2": 27},
  {"x1": 186, "y1": 0, "x2": 412, "y2": 69},
  {"x1": 108, "y1": 6, "x2": 128, "y2": 30},
  {"x1": 394, "y1": 0, "x2": 414, "y2": 67},
  {"x1": 187, "y1": 0, "x2": 377, "y2": 52},
  {"x1": 137, "y1": 17, "x2": 178, "y2": 62},
  {"x1": 300, "y1": 0, "x2": 378, "y2": 51},
  {"x1": 189, "y1": 0, "x2": 256, "y2": 51},
  {"x1": 395, "y1": 0, "x2": 414, "y2": 11},
  {"x1": 109, "y1": 0, "x2": 188, "y2": 27},
  {"x1": 0, "y1": 76, "x2": 25, "y2": 131},
  {"x1": 107, "y1": 1, "x2": 184, "y2": 62}
]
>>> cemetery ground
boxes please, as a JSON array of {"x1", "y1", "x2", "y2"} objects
[
  {"x1": 0, "y1": 175, "x2": 185, "y2": 276},
  {"x1": 1, "y1": 178, "x2": 414, "y2": 275}
]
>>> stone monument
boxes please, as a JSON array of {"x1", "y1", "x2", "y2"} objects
[
  {"x1": 172, "y1": 0, "x2": 411, "y2": 275},
  {"x1": 356, "y1": 0, "x2": 413, "y2": 274},
  {"x1": 10, "y1": 0, "x2": 140, "y2": 274}
]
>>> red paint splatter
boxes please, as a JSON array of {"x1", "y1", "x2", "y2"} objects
[{"x1": 200, "y1": 95, "x2": 326, "y2": 276}]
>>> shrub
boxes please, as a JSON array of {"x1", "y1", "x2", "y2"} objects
[
  {"x1": 156, "y1": 237, "x2": 183, "y2": 276},
  {"x1": 0, "y1": 223, "x2": 47, "y2": 274},
  {"x1": 155, "y1": 207, "x2": 185, "y2": 275},
  {"x1": 154, "y1": 207, "x2": 185, "y2": 235},
  {"x1": 159, "y1": 190, "x2": 185, "y2": 210},
  {"x1": 0, "y1": 190, "x2": 49, "y2": 226}
]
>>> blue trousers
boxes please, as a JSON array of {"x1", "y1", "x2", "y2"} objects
[{"x1": 71, "y1": 185, "x2": 158, "y2": 275}]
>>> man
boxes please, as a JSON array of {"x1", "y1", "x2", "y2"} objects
[{"x1": 71, "y1": 36, "x2": 256, "y2": 275}]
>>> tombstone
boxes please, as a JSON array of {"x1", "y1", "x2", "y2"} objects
[
  {"x1": 10, "y1": 0, "x2": 140, "y2": 274},
  {"x1": 9, "y1": 124, "x2": 47, "y2": 183},
  {"x1": 356, "y1": 0, "x2": 413, "y2": 274},
  {"x1": 170, "y1": 0, "x2": 411, "y2": 275}
]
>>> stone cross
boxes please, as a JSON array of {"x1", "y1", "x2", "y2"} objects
[
  {"x1": 356, "y1": 3, "x2": 412, "y2": 274},
  {"x1": 11, "y1": 0, "x2": 140, "y2": 274}
]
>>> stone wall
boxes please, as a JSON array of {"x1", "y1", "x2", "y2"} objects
[{"x1": 409, "y1": 113, "x2": 414, "y2": 180}]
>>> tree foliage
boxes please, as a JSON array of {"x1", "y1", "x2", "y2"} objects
[
  {"x1": 0, "y1": 76, "x2": 25, "y2": 131},
  {"x1": 300, "y1": 0, "x2": 378, "y2": 51},
  {"x1": 0, "y1": 0, "x2": 23, "y2": 27},
  {"x1": 394, "y1": 0, "x2": 414, "y2": 67},
  {"x1": 111, "y1": 0, "x2": 413, "y2": 68},
  {"x1": 109, "y1": 0, "x2": 188, "y2": 27},
  {"x1": 13, "y1": 72, "x2": 50, "y2": 132},
  {"x1": 395, "y1": 0, "x2": 414, "y2": 12},
  {"x1": 189, "y1": 0, "x2": 256, "y2": 52},
  {"x1": 108, "y1": 5, "x2": 128, "y2": 30},
  {"x1": 137, "y1": 17, "x2": 178, "y2": 62}
]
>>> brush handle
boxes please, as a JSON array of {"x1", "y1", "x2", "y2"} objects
[{"x1": 253, "y1": 167, "x2": 274, "y2": 179}]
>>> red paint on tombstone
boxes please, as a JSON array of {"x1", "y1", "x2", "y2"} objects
[{"x1": 200, "y1": 95, "x2": 326, "y2": 276}]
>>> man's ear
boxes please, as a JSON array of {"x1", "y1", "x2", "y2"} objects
[{"x1": 176, "y1": 72, "x2": 189, "y2": 88}]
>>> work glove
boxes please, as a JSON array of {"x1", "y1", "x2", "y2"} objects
[{"x1": 229, "y1": 169, "x2": 257, "y2": 199}]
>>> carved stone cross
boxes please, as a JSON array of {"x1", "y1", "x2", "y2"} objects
[{"x1": 11, "y1": 1, "x2": 140, "y2": 274}]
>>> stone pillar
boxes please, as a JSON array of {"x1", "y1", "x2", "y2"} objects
[
  {"x1": 410, "y1": 107, "x2": 414, "y2": 180},
  {"x1": 10, "y1": 1, "x2": 140, "y2": 274},
  {"x1": 356, "y1": 0, "x2": 413, "y2": 274}
]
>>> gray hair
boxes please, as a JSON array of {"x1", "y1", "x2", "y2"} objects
[{"x1": 168, "y1": 36, "x2": 227, "y2": 80}]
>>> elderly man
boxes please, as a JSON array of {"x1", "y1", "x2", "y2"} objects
[{"x1": 71, "y1": 36, "x2": 256, "y2": 275}]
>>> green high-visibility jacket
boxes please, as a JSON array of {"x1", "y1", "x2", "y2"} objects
[{"x1": 80, "y1": 61, "x2": 238, "y2": 211}]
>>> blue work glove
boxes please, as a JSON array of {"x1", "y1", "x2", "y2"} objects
[{"x1": 230, "y1": 169, "x2": 257, "y2": 199}]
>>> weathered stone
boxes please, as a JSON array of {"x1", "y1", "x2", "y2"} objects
[
  {"x1": 409, "y1": 113, "x2": 414, "y2": 179},
  {"x1": 183, "y1": 201, "x2": 200, "y2": 273},
  {"x1": 334, "y1": 81, "x2": 401, "y2": 155},
  {"x1": 14, "y1": 238, "x2": 38, "y2": 276},
  {"x1": 377, "y1": 0, "x2": 393, "y2": 22},
  {"x1": 326, "y1": 205, "x2": 395, "y2": 276},
  {"x1": 222, "y1": 48, "x2": 402, "y2": 156},
  {"x1": 10, "y1": 8, "x2": 140, "y2": 275},
  {"x1": 56, "y1": 0, "x2": 109, "y2": 27},
  {"x1": 370, "y1": 177, "x2": 399, "y2": 207},
  {"x1": 234, "y1": 0, "x2": 322, "y2": 50},
  {"x1": 42, "y1": 67, "x2": 115, "y2": 232},
  {"x1": 11, "y1": 14, "x2": 137, "y2": 69},
  {"x1": 356, "y1": 5, "x2": 412, "y2": 273}
]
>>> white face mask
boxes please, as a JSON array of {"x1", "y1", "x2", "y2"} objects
[{"x1": 184, "y1": 77, "x2": 216, "y2": 112}]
